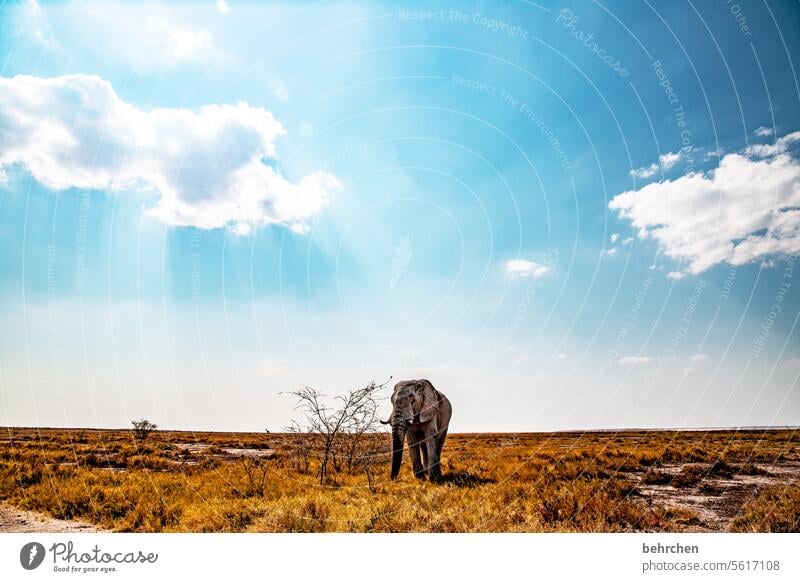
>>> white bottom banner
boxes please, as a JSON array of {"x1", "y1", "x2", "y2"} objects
[{"x1": 1, "y1": 533, "x2": 797, "y2": 581}]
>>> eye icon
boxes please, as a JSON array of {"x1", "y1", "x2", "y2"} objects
[{"x1": 20, "y1": 542, "x2": 46, "y2": 570}]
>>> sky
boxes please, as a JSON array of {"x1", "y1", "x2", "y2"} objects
[{"x1": 0, "y1": 0, "x2": 799, "y2": 432}]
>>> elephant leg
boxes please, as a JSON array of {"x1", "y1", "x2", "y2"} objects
[
  {"x1": 436, "y1": 429, "x2": 448, "y2": 463},
  {"x1": 420, "y1": 437, "x2": 429, "y2": 473},
  {"x1": 408, "y1": 437, "x2": 425, "y2": 480},
  {"x1": 424, "y1": 432, "x2": 442, "y2": 482}
]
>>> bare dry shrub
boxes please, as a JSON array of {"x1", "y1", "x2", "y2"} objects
[
  {"x1": 283, "y1": 380, "x2": 389, "y2": 484},
  {"x1": 237, "y1": 457, "x2": 269, "y2": 497}
]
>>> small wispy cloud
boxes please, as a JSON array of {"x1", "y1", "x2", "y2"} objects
[
  {"x1": 610, "y1": 233, "x2": 620, "y2": 243},
  {"x1": 506, "y1": 259, "x2": 551, "y2": 278},
  {"x1": 745, "y1": 130, "x2": 800, "y2": 158},
  {"x1": 618, "y1": 356, "x2": 653, "y2": 365},
  {"x1": 659, "y1": 151, "x2": 682, "y2": 170},
  {"x1": 630, "y1": 151, "x2": 683, "y2": 179},
  {"x1": 630, "y1": 164, "x2": 658, "y2": 179},
  {"x1": 256, "y1": 359, "x2": 290, "y2": 377},
  {"x1": 159, "y1": 22, "x2": 214, "y2": 61},
  {"x1": 754, "y1": 126, "x2": 774, "y2": 137},
  {"x1": 390, "y1": 236, "x2": 413, "y2": 290},
  {"x1": 780, "y1": 357, "x2": 800, "y2": 370}
]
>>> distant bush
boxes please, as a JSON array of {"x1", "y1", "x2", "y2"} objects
[
  {"x1": 671, "y1": 465, "x2": 704, "y2": 488},
  {"x1": 642, "y1": 470, "x2": 672, "y2": 485},
  {"x1": 707, "y1": 458, "x2": 735, "y2": 478},
  {"x1": 739, "y1": 463, "x2": 769, "y2": 476},
  {"x1": 131, "y1": 419, "x2": 158, "y2": 440}
]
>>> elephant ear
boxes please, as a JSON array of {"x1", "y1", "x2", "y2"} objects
[{"x1": 416, "y1": 380, "x2": 439, "y2": 423}]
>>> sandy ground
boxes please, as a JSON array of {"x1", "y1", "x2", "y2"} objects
[{"x1": 0, "y1": 503, "x2": 103, "y2": 533}]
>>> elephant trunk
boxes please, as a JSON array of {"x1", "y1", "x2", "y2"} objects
[{"x1": 390, "y1": 422, "x2": 408, "y2": 480}]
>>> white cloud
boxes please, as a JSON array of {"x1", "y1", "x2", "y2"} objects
[
  {"x1": 754, "y1": 126, "x2": 774, "y2": 137},
  {"x1": 666, "y1": 271, "x2": 686, "y2": 280},
  {"x1": 506, "y1": 259, "x2": 551, "y2": 278},
  {"x1": 682, "y1": 353, "x2": 708, "y2": 373},
  {"x1": 603, "y1": 247, "x2": 618, "y2": 256},
  {"x1": 159, "y1": 22, "x2": 214, "y2": 61},
  {"x1": 618, "y1": 356, "x2": 653, "y2": 365},
  {"x1": 216, "y1": 0, "x2": 229, "y2": 14},
  {"x1": 230, "y1": 223, "x2": 252, "y2": 236},
  {"x1": 610, "y1": 233, "x2": 620, "y2": 243},
  {"x1": 630, "y1": 151, "x2": 683, "y2": 179},
  {"x1": 745, "y1": 131, "x2": 800, "y2": 159},
  {"x1": 256, "y1": 359, "x2": 290, "y2": 378},
  {"x1": 610, "y1": 132, "x2": 800, "y2": 276},
  {"x1": 659, "y1": 151, "x2": 682, "y2": 170},
  {"x1": 622, "y1": 237, "x2": 633, "y2": 245},
  {"x1": 630, "y1": 163, "x2": 658, "y2": 180},
  {"x1": 780, "y1": 357, "x2": 800, "y2": 370},
  {"x1": 0, "y1": 74, "x2": 339, "y2": 233}
]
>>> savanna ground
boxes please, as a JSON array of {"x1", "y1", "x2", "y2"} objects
[{"x1": 0, "y1": 427, "x2": 797, "y2": 532}]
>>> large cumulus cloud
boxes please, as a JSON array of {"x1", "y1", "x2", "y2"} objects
[
  {"x1": 0, "y1": 74, "x2": 339, "y2": 233},
  {"x1": 610, "y1": 132, "x2": 800, "y2": 276}
]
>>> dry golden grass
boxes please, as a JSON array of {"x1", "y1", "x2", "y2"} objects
[{"x1": 1, "y1": 427, "x2": 797, "y2": 532}]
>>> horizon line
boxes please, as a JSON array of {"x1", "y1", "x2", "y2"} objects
[{"x1": 1, "y1": 424, "x2": 798, "y2": 435}]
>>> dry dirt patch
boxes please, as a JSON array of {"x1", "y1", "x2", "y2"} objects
[
  {"x1": 0, "y1": 502, "x2": 104, "y2": 533},
  {"x1": 636, "y1": 460, "x2": 800, "y2": 531},
  {"x1": 174, "y1": 443, "x2": 276, "y2": 459}
]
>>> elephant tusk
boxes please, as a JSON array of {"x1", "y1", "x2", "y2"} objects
[{"x1": 379, "y1": 418, "x2": 391, "y2": 425}]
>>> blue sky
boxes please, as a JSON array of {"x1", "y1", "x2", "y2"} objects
[{"x1": 0, "y1": 0, "x2": 798, "y2": 431}]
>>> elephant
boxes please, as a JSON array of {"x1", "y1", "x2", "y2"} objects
[{"x1": 381, "y1": 379, "x2": 452, "y2": 482}]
